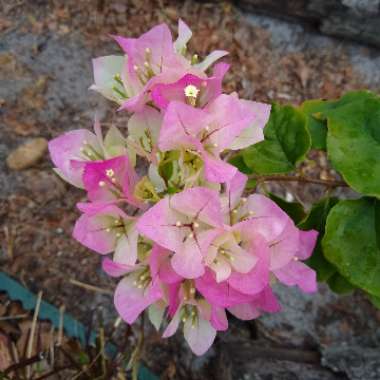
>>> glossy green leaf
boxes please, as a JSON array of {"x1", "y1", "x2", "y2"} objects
[
  {"x1": 323, "y1": 198, "x2": 380, "y2": 297},
  {"x1": 298, "y1": 197, "x2": 339, "y2": 281},
  {"x1": 299, "y1": 197, "x2": 338, "y2": 231},
  {"x1": 299, "y1": 91, "x2": 378, "y2": 151},
  {"x1": 229, "y1": 154, "x2": 253, "y2": 174},
  {"x1": 327, "y1": 272, "x2": 355, "y2": 294},
  {"x1": 327, "y1": 90, "x2": 378, "y2": 108},
  {"x1": 308, "y1": 242, "x2": 336, "y2": 283},
  {"x1": 299, "y1": 99, "x2": 329, "y2": 150},
  {"x1": 269, "y1": 193, "x2": 305, "y2": 224},
  {"x1": 242, "y1": 103, "x2": 310, "y2": 174},
  {"x1": 324, "y1": 94, "x2": 380, "y2": 197}
]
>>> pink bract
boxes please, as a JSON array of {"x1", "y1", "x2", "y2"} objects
[
  {"x1": 151, "y1": 62, "x2": 229, "y2": 110},
  {"x1": 158, "y1": 93, "x2": 269, "y2": 183},
  {"x1": 114, "y1": 271, "x2": 163, "y2": 324},
  {"x1": 83, "y1": 155, "x2": 140, "y2": 206},
  {"x1": 48, "y1": 129, "x2": 101, "y2": 188},
  {"x1": 112, "y1": 21, "x2": 227, "y2": 113},
  {"x1": 136, "y1": 187, "x2": 224, "y2": 279}
]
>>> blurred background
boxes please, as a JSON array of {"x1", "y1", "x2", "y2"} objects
[{"x1": 1, "y1": 1, "x2": 380, "y2": 379}]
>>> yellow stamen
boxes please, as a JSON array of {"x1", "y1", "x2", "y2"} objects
[
  {"x1": 184, "y1": 84, "x2": 200, "y2": 99},
  {"x1": 191, "y1": 54, "x2": 199, "y2": 64},
  {"x1": 106, "y1": 169, "x2": 114, "y2": 178}
]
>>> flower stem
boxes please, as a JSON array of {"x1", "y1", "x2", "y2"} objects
[{"x1": 249, "y1": 174, "x2": 348, "y2": 188}]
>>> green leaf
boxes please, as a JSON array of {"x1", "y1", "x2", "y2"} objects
[
  {"x1": 327, "y1": 272, "x2": 355, "y2": 294},
  {"x1": 246, "y1": 178, "x2": 257, "y2": 190},
  {"x1": 242, "y1": 103, "x2": 310, "y2": 174},
  {"x1": 299, "y1": 99, "x2": 329, "y2": 150},
  {"x1": 228, "y1": 154, "x2": 253, "y2": 175},
  {"x1": 268, "y1": 193, "x2": 305, "y2": 224},
  {"x1": 374, "y1": 199, "x2": 380, "y2": 250},
  {"x1": 298, "y1": 197, "x2": 339, "y2": 281},
  {"x1": 298, "y1": 197, "x2": 338, "y2": 231},
  {"x1": 158, "y1": 161, "x2": 173, "y2": 182},
  {"x1": 369, "y1": 294, "x2": 380, "y2": 309},
  {"x1": 308, "y1": 242, "x2": 336, "y2": 282},
  {"x1": 323, "y1": 94, "x2": 380, "y2": 197},
  {"x1": 299, "y1": 90, "x2": 379, "y2": 151},
  {"x1": 323, "y1": 198, "x2": 380, "y2": 297},
  {"x1": 77, "y1": 351, "x2": 90, "y2": 365},
  {"x1": 328, "y1": 90, "x2": 378, "y2": 108}
]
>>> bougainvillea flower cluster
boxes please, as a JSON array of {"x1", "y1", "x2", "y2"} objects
[{"x1": 49, "y1": 20, "x2": 318, "y2": 355}]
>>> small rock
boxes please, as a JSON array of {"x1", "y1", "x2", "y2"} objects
[
  {"x1": 322, "y1": 346, "x2": 380, "y2": 380},
  {"x1": 6, "y1": 138, "x2": 48, "y2": 170}
]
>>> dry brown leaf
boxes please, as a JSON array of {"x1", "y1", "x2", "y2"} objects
[
  {"x1": 0, "y1": 333, "x2": 12, "y2": 370},
  {"x1": 4, "y1": 116, "x2": 38, "y2": 136},
  {"x1": 0, "y1": 18, "x2": 12, "y2": 32}
]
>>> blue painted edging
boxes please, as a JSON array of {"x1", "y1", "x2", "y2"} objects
[{"x1": 0, "y1": 272, "x2": 159, "y2": 380}]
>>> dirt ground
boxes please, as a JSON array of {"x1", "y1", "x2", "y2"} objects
[{"x1": 1, "y1": 1, "x2": 380, "y2": 379}]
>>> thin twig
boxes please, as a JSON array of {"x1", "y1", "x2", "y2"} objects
[
  {"x1": 9, "y1": 342, "x2": 20, "y2": 379},
  {"x1": 57, "y1": 305, "x2": 65, "y2": 347},
  {"x1": 130, "y1": 314, "x2": 145, "y2": 380},
  {"x1": 249, "y1": 174, "x2": 347, "y2": 188},
  {"x1": 48, "y1": 325, "x2": 55, "y2": 368},
  {"x1": 33, "y1": 366, "x2": 71, "y2": 380},
  {"x1": 99, "y1": 326, "x2": 107, "y2": 378},
  {"x1": 0, "y1": 313, "x2": 29, "y2": 321},
  {"x1": 70, "y1": 351, "x2": 102, "y2": 380},
  {"x1": 26, "y1": 291, "x2": 43, "y2": 379},
  {"x1": 3, "y1": 225, "x2": 14, "y2": 260},
  {"x1": 69, "y1": 279, "x2": 113, "y2": 295},
  {"x1": 4, "y1": 354, "x2": 43, "y2": 376},
  {"x1": 57, "y1": 346, "x2": 90, "y2": 379}
]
